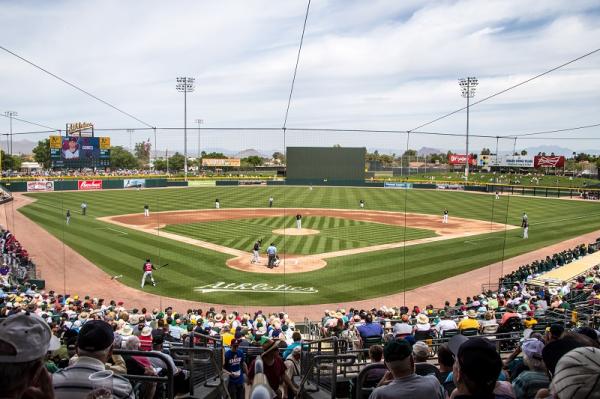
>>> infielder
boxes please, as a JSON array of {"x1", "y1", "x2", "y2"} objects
[
  {"x1": 442, "y1": 209, "x2": 449, "y2": 224},
  {"x1": 296, "y1": 214, "x2": 302, "y2": 229},
  {"x1": 269, "y1": 196, "x2": 273, "y2": 208},
  {"x1": 359, "y1": 200, "x2": 365, "y2": 209},
  {"x1": 251, "y1": 239, "x2": 262, "y2": 264},
  {"x1": 81, "y1": 202, "x2": 87, "y2": 216},
  {"x1": 66, "y1": 210, "x2": 71, "y2": 225},
  {"x1": 144, "y1": 204, "x2": 149, "y2": 217},
  {"x1": 522, "y1": 212, "x2": 529, "y2": 239},
  {"x1": 215, "y1": 199, "x2": 220, "y2": 209},
  {"x1": 141, "y1": 258, "x2": 156, "y2": 288}
]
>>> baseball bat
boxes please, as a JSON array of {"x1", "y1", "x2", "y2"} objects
[{"x1": 157, "y1": 263, "x2": 169, "y2": 270}]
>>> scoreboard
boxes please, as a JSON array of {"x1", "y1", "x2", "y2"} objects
[{"x1": 50, "y1": 136, "x2": 111, "y2": 168}]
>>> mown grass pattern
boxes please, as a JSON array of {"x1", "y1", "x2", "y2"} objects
[
  {"x1": 17, "y1": 186, "x2": 600, "y2": 305},
  {"x1": 163, "y1": 216, "x2": 435, "y2": 254}
]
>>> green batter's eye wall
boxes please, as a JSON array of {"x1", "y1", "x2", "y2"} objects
[{"x1": 286, "y1": 147, "x2": 366, "y2": 185}]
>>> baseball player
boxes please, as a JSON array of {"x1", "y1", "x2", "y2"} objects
[
  {"x1": 442, "y1": 209, "x2": 449, "y2": 224},
  {"x1": 296, "y1": 214, "x2": 302, "y2": 230},
  {"x1": 81, "y1": 202, "x2": 87, "y2": 216},
  {"x1": 251, "y1": 239, "x2": 262, "y2": 264},
  {"x1": 144, "y1": 204, "x2": 149, "y2": 217},
  {"x1": 141, "y1": 258, "x2": 156, "y2": 288},
  {"x1": 66, "y1": 210, "x2": 71, "y2": 225},
  {"x1": 269, "y1": 196, "x2": 273, "y2": 208},
  {"x1": 523, "y1": 220, "x2": 529, "y2": 239},
  {"x1": 495, "y1": 191, "x2": 500, "y2": 200},
  {"x1": 215, "y1": 199, "x2": 220, "y2": 209},
  {"x1": 359, "y1": 199, "x2": 364, "y2": 209}
]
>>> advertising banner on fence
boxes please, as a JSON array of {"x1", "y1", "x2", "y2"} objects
[
  {"x1": 202, "y1": 158, "x2": 241, "y2": 167},
  {"x1": 497, "y1": 155, "x2": 534, "y2": 168},
  {"x1": 27, "y1": 181, "x2": 54, "y2": 192},
  {"x1": 188, "y1": 180, "x2": 216, "y2": 187},
  {"x1": 534, "y1": 155, "x2": 565, "y2": 168},
  {"x1": 78, "y1": 180, "x2": 103, "y2": 190},
  {"x1": 384, "y1": 182, "x2": 413, "y2": 189},
  {"x1": 124, "y1": 179, "x2": 146, "y2": 188},
  {"x1": 436, "y1": 183, "x2": 465, "y2": 190},
  {"x1": 448, "y1": 154, "x2": 476, "y2": 165}
]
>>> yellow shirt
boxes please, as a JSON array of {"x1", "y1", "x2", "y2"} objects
[
  {"x1": 458, "y1": 318, "x2": 480, "y2": 330},
  {"x1": 523, "y1": 318, "x2": 538, "y2": 329},
  {"x1": 222, "y1": 332, "x2": 234, "y2": 346}
]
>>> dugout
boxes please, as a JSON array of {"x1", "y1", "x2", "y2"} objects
[{"x1": 286, "y1": 147, "x2": 366, "y2": 185}]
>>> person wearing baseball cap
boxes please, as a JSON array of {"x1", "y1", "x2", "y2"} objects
[
  {"x1": 369, "y1": 339, "x2": 444, "y2": 399},
  {"x1": 448, "y1": 336, "x2": 503, "y2": 398},
  {"x1": 52, "y1": 320, "x2": 134, "y2": 399},
  {"x1": 0, "y1": 312, "x2": 60, "y2": 398},
  {"x1": 223, "y1": 338, "x2": 248, "y2": 399},
  {"x1": 512, "y1": 339, "x2": 549, "y2": 399}
]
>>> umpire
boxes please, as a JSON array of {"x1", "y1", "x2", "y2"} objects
[{"x1": 266, "y1": 243, "x2": 277, "y2": 269}]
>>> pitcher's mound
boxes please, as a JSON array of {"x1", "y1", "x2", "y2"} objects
[
  {"x1": 272, "y1": 228, "x2": 320, "y2": 236},
  {"x1": 227, "y1": 254, "x2": 327, "y2": 274}
]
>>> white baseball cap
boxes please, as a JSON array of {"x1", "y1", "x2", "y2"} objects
[{"x1": 0, "y1": 312, "x2": 60, "y2": 363}]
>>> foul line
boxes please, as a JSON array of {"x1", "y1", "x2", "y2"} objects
[{"x1": 95, "y1": 226, "x2": 128, "y2": 235}]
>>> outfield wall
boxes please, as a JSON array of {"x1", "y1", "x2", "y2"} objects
[{"x1": 1, "y1": 178, "x2": 168, "y2": 192}]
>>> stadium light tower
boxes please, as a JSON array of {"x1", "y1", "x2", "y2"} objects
[
  {"x1": 4, "y1": 111, "x2": 18, "y2": 156},
  {"x1": 176, "y1": 77, "x2": 195, "y2": 181},
  {"x1": 126, "y1": 129, "x2": 134, "y2": 152},
  {"x1": 195, "y1": 118, "x2": 203, "y2": 173},
  {"x1": 459, "y1": 77, "x2": 478, "y2": 179}
]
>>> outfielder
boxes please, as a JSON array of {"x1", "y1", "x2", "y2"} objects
[
  {"x1": 296, "y1": 214, "x2": 302, "y2": 229},
  {"x1": 359, "y1": 199, "x2": 364, "y2": 209},
  {"x1": 215, "y1": 199, "x2": 220, "y2": 209},
  {"x1": 495, "y1": 191, "x2": 500, "y2": 200},
  {"x1": 522, "y1": 212, "x2": 529, "y2": 239},
  {"x1": 144, "y1": 204, "x2": 149, "y2": 217},
  {"x1": 269, "y1": 196, "x2": 273, "y2": 208},
  {"x1": 442, "y1": 209, "x2": 449, "y2": 224},
  {"x1": 81, "y1": 202, "x2": 87, "y2": 216},
  {"x1": 66, "y1": 210, "x2": 71, "y2": 225},
  {"x1": 141, "y1": 258, "x2": 156, "y2": 288}
]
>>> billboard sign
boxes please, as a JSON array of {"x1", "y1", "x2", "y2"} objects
[
  {"x1": 202, "y1": 158, "x2": 241, "y2": 167},
  {"x1": 27, "y1": 181, "x2": 54, "y2": 192},
  {"x1": 124, "y1": 179, "x2": 146, "y2": 188},
  {"x1": 384, "y1": 182, "x2": 413, "y2": 189},
  {"x1": 78, "y1": 180, "x2": 103, "y2": 190},
  {"x1": 448, "y1": 154, "x2": 476, "y2": 165},
  {"x1": 534, "y1": 155, "x2": 565, "y2": 168},
  {"x1": 498, "y1": 155, "x2": 534, "y2": 168}
]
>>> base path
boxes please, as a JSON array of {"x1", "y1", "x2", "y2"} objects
[
  {"x1": 5, "y1": 193, "x2": 599, "y2": 320},
  {"x1": 100, "y1": 208, "x2": 516, "y2": 273}
]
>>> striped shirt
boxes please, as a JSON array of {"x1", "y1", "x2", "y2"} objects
[{"x1": 52, "y1": 356, "x2": 134, "y2": 399}]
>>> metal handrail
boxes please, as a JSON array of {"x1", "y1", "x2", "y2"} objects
[
  {"x1": 113, "y1": 349, "x2": 175, "y2": 399},
  {"x1": 169, "y1": 346, "x2": 230, "y2": 398},
  {"x1": 297, "y1": 354, "x2": 357, "y2": 399},
  {"x1": 355, "y1": 362, "x2": 388, "y2": 399}
]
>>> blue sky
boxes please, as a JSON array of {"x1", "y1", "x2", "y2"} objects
[{"x1": 1, "y1": 0, "x2": 599, "y2": 155}]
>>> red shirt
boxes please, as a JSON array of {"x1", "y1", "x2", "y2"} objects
[
  {"x1": 248, "y1": 356, "x2": 286, "y2": 393},
  {"x1": 144, "y1": 262, "x2": 153, "y2": 272}
]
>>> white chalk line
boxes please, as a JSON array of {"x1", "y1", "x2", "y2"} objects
[{"x1": 95, "y1": 226, "x2": 128, "y2": 235}]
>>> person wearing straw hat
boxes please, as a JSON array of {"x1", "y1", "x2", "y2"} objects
[{"x1": 457, "y1": 310, "x2": 480, "y2": 331}]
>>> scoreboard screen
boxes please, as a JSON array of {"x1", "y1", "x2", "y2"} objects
[{"x1": 50, "y1": 136, "x2": 111, "y2": 168}]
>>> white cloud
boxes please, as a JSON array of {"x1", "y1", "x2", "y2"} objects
[{"x1": 0, "y1": 0, "x2": 598, "y2": 154}]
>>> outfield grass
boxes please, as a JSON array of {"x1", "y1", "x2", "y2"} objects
[
  {"x1": 18, "y1": 186, "x2": 600, "y2": 305},
  {"x1": 163, "y1": 216, "x2": 436, "y2": 255}
]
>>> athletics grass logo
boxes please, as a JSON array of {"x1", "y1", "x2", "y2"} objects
[{"x1": 194, "y1": 281, "x2": 318, "y2": 294}]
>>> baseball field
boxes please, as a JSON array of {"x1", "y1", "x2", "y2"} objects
[{"x1": 17, "y1": 186, "x2": 600, "y2": 306}]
